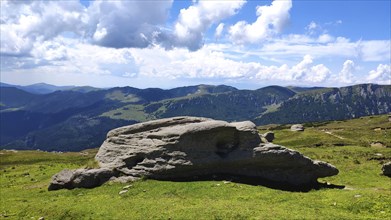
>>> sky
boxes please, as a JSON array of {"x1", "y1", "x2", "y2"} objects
[{"x1": 0, "y1": 0, "x2": 390, "y2": 89}]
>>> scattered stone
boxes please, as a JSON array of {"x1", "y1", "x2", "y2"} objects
[
  {"x1": 388, "y1": 115, "x2": 391, "y2": 122},
  {"x1": 382, "y1": 162, "x2": 391, "y2": 177},
  {"x1": 343, "y1": 186, "x2": 355, "y2": 190},
  {"x1": 290, "y1": 124, "x2": 304, "y2": 131},
  {"x1": 38, "y1": 217, "x2": 44, "y2": 220},
  {"x1": 122, "y1": 185, "x2": 133, "y2": 190},
  {"x1": 49, "y1": 117, "x2": 338, "y2": 190},
  {"x1": 262, "y1": 132, "x2": 274, "y2": 143},
  {"x1": 371, "y1": 142, "x2": 386, "y2": 148},
  {"x1": 222, "y1": 181, "x2": 230, "y2": 184},
  {"x1": 373, "y1": 127, "x2": 383, "y2": 131},
  {"x1": 119, "y1": 190, "x2": 128, "y2": 195},
  {"x1": 354, "y1": 194, "x2": 362, "y2": 198}
]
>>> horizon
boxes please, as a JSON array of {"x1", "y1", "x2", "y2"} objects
[
  {"x1": 1, "y1": 80, "x2": 389, "y2": 91},
  {"x1": 1, "y1": 0, "x2": 390, "y2": 88}
]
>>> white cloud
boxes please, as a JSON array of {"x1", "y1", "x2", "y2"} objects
[
  {"x1": 87, "y1": 0, "x2": 173, "y2": 48},
  {"x1": 215, "y1": 23, "x2": 225, "y2": 40},
  {"x1": 307, "y1": 21, "x2": 318, "y2": 30},
  {"x1": 256, "y1": 35, "x2": 390, "y2": 62},
  {"x1": 229, "y1": 0, "x2": 292, "y2": 44},
  {"x1": 174, "y1": 0, "x2": 245, "y2": 50},
  {"x1": 0, "y1": 0, "x2": 86, "y2": 56},
  {"x1": 339, "y1": 60, "x2": 356, "y2": 83},
  {"x1": 367, "y1": 64, "x2": 391, "y2": 84},
  {"x1": 130, "y1": 47, "x2": 330, "y2": 85},
  {"x1": 256, "y1": 55, "x2": 330, "y2": 83},
  {"x1": 358, "y1": 40, "x2": 391, "y2": 62}
]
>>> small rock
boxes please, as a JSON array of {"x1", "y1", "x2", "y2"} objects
[
  {"x1": 290, "y1": 124, "x2": 304, "y2": 131},
  {"x1": 382, "y1": 162, "x2": 391, "y2": 177},
  {"x1": 371, "y1": 142, "x2": 386, "y2": 148},
  {"x1": 119, "y1": 190, "x2": 128, "y2": 195},
  {"x1": 38, "y1": 217, "x2": 44, "y2": 220},
  {"x1": 123, "y1": 184, "x2": 133, "y2": 190},
  {"x1": 216, "y1": 184, "x2": 221, "y2": 186},
  {"x1": 354, "y1": 194, "x2": 361, "y2": 198},
  {"x1": 222, "y1": 181, "x2": 230, "y2": 184},
  {"x1": 143, "y1": 190, "x2": 147, "y2": 192}
]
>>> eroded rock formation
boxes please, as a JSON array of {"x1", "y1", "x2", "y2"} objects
[{"x1": 49, "y1": 117, "x2": 338, "y2": 190}]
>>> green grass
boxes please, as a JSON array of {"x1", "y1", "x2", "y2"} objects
[
  {"x1": 259, "y1": 115, "x2": 391, "y2": 148},
  {"x1": 101, "y1": 104, "x2": 154, "y2": 121},
  {"x1": 1, "y1": 115, "x2": 391, "y2": 219},
  {"x1": 105, "y1": 90, "x2": 140, "y2": 103}
]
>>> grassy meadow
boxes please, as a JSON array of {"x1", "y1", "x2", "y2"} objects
[{"x1": 1, "y1": 115, "x2": 390, "y2": 219}]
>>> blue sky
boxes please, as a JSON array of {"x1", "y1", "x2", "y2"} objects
[{"x1": 0, "y1": 0, "x2": 390, "y2": 89}]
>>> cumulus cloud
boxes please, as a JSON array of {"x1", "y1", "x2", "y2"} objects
[
  {"x1": 229, "y1": 0, "x2": 292, "y2": 44},
  {"x1": 130, "y1": 47, "x2": 330, "y2": 85},
  {"x1": 87, "y1": 0, "x2": 173, "y2": 48},
  {"x1": 0, "y1": 0, "x2": 86, "y2": 56},
  {"x1": 339, "y1": 60, "x2": 356, "y2": 83},
  {"x1": 174, "y1": 0, "x2": 245, "y2": 50},
  {"x1": 1, "y1": 0, "x2": 246, "y2": 53},
  {"x1": 256, "y1": 55, "x2": 331, "y2": 84},
  {"x1": 367, "y1": 64, "x2": 391, "y2": 84}
]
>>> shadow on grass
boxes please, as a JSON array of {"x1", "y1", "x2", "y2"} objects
[{"x1": 163, "y1": 174, "x2": 345, "y2": 192}]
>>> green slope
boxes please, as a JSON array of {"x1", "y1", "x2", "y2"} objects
[
  {"x1": 1, "y1": 115, "x2": 390, "y2": 219},
  {"x1": 256, "y1": 84, "x2": 391, "y2": 125}
]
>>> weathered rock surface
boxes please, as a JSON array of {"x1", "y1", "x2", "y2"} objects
[
  {"x1": 382, "y1": 162, "x2": 391, "y2": 177},
  {"x1": 49, "y1": 117, "x2": 338, "y2": 190},
  {"x1": 48, "y1": 168, "x2": 115, "y2": 190},
  {"x1": 291, "y1": 124, "x2": 304, "y2": 131}
]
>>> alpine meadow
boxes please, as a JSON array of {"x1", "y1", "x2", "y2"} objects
[{"x1": 1, "y1": 0, "x2": 390, "y2": 219}]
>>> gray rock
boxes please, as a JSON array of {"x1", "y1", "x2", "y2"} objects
[
  {"x1": 119, "y1": 190, "x2": 128, "y2": 195},
  {"x1": 382, "y1": 162, "x2": 391, "y2": 177},
  {"x1": 291, "y1": 124, "x2": 304, "y2": 131},
  {"x1": 49, "y1": 117, "x2": 338, "y2": 190},
  {"x1": 48, "y1": 168, "x2": 115, "y2": 190},
  {"x1": 262, "y1": 131, "x2": 274, "y2": 142}
]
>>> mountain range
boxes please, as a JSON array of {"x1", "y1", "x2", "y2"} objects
[{"x1": 1, "y1": 82, "x2": 390, "y2": 151}]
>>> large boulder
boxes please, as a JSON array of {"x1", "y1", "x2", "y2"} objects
[{"x1": 49, "y1": 117, "x2": 338, "y2": 190}]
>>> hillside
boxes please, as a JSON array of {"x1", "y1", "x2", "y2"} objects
[
  {"x1": 1, "y1": 83, "x2": 390, "y2": 151},
  {"x1": 1, "y1": 115, "x2": 390, "y2": 219},
  {"x1": 256, "y1": 84, "x2": 391, "y2": 125}
]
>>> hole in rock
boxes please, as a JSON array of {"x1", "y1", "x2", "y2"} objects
[{"x1": 123, "y1": 156, "x2": 145, "y2": 169}]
